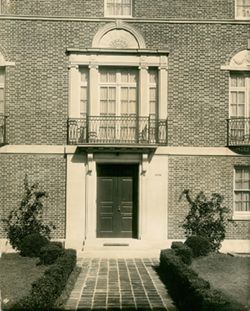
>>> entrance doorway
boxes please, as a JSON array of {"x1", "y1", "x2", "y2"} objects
[{"x1": 97, "y1": 164, "x2": 138, "y2": 238}]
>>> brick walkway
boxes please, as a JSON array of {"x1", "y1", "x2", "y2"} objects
[{"x1": 65, "y1": 257, "x2": 177, "y2": 310}]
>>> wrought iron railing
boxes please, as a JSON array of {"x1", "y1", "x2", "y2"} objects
[
  {"x1": 0, "y1": 114, "x2": 6, "y2": 145},
  {"x1": 68, "y1": 116, "x2": 167, "y2": 145},
  {"x1": 227, "y1": 118, "x2": 250, "y2": 146}
]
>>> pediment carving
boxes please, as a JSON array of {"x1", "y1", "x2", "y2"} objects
[
  {"x1": 99, "y1": 29, "x2": 139, "y2": 49},
  {"x1": 92, "y1": 22, "x2": 146, "y2": 49},
  {"x1": 230, "y1": 50, "x2": 250, "y2": 68}
]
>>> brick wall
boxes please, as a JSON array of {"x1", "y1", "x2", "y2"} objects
[
  {"x1": 0, "y1": 19, "x2": 249, "y2": 146},
  {"x1": 0, "y1": 154, "x2": 66, "y2": 238},
  {"x1": 168, "y1": 155, "x2": 250, "y2": 240},
  {"x1": 1, "y1": 0, "x2": 235, "y2": 20}
]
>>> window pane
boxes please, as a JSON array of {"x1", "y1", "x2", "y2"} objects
[
  {"x1": 80, "y1": 87, "x2": 87, "y2": 114},
  {"x1": 149, "y1": 70, "x2": 158, "y2": 84},
  {"x1": 238, "y1": 92, "x2": 245, "y2": 105},
  {"x1": 235, "y1": 167, "x2": 250, "y2": 212},
  {"x1": 0, "y1": 68, "x2": 4, "y2": 84},
  {"x1": 129, "y1": 88, "x2": 136, "y2": 114},
  {"x1": 80, "y1": 68, "x2": 88, "y2": 83},
  {"x1": 231, "y1": 77, "x2": 237, "y2": 87},
  {"x1": 237, "y1": 76, "x2": 245, "y2": 87}
]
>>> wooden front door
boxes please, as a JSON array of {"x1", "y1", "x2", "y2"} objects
[{"x1": 97, "y1": 164, "x2": 138, "y2": 238}]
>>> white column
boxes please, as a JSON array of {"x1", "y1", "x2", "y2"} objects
[
  {"x1": 89, "y1": 64, "x2": 99, "y2": 116},
  {"x1": 68, "y1": 65, "x2": 80, "y2": 118},
  {"x1": 65, "y1": 153, "x2": 86, "y2": 250},
  {"x1": 139, "y1": 154, "x2": 149, "y2": 239},
  {"x1": 139, "y1": 65, "x2": 149, "y2": 117},
  {"x1": 158, "y1": 57, "x2": 168, "y2": 120},
  {"x1": 85, "y1": 153, "x2": 97, "y2": 239}
]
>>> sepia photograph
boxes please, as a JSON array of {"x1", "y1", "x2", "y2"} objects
[{"x1": 0, "y1": 0, "x2": 249, "y2": 310}]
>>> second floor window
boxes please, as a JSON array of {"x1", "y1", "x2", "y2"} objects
[
  {"x1": 236, "y1": 0, "x2": 250, "y2": 19},
  {"x1": 230, "y1": 73, "x2": 250, "y2": 118},
  {"x1": 105, "y1": 0, "x2": 132, "y2": 17},
  {"x1": 100, "y1": 68, "x2": 137, "y2": 116}
]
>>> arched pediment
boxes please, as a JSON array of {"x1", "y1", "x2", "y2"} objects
[
  {"x1": 230, "y1": 50, "x2": 250, "y2": 68},
  {"x1": 92, "y1": 22, "x2": 146, "y2": 49},
  {"x1": 221, "y1": 49, "x2": 250, "y2": 70}
]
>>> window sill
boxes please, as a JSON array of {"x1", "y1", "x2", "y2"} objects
[
  {"x1": 231, "y1": 213, "x2": 250, "y2": 221},
  {"x1": 104, "y1": 15, "x2": 132, "y2": 18}
]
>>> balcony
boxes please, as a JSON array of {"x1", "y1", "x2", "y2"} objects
[
  {"x1": 0, "y1": 114, "x2": 7, "y2": 146},
  {"x1": 227, "y1": 118, "x2": 250, "y2": 152},
  {"x1": 68, "y1": 116, "x2": 167, "y2": 146}
]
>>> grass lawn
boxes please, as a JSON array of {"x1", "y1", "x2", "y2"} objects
[
  {"x1": 0, "y1": 253, "x2": 47, "y2": 309},
  {"x1": 191, "y1": 253, "x2": 250, "y2": 309}
]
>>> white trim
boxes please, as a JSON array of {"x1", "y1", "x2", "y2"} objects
[
  {"x1": 232, "y1": 213, "x2": 250, "y2": 220},
  {"x1": 1, "y1": 15, "x2": 250, "y2": 24},
  {"x1": 0, "y1": 145, "x2": 65, "y2": 154},
  {"x1": 1, "y1": 145, "x2": 250, "y2": 156}
]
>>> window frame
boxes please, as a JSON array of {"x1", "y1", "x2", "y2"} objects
[
  {"x1": 233, "y1": 166, "x2": 250, "y2": 220},
  {"x1": 235, "y1": 0, "x2": 250, "y2": 20},
  {"x1": 229, "y1": 72, "x2": 250, "y2": 118},
  {"x1": 104, "y1": 0, "x2": 133, "y2": 18},
  {"x1": 99, "y1": 67, "x2": 138, "y2": 116}
]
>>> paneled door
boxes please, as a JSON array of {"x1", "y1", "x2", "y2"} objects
[{"x1": 97, "y1": 164, "x2": 138, "y2": 238}]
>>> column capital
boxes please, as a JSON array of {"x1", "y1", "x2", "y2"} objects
[
  {"x1": 139, "y1": 64, "x2": 148, "y2": 70},
  {"x1": 68, "y1": 63, "x2": 79, "y2": 69},
  {"x1": 141, "y1": 153, "x2": 149, "y2": 176},
  {"x1": 88, "y1": 63, "x2": 99, "y2": 69},
  {"x1": 158, "y1": 65, "x2": 168, "y2": 70},
  {"x1": 87, "y1": 153, "x2": 94, "y2": 175}
]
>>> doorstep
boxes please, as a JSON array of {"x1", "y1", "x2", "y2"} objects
[{"x1": 79, "y1": 238, "x2": 171, "y2": 258}]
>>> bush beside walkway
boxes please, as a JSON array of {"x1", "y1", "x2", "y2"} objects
[{"x1": 159, "y1": 249, "x2": 246, "y2": 311}]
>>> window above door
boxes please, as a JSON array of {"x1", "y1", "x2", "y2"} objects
[{"x1": 67, "y1": 49, "x2": 168, "y2": 146}]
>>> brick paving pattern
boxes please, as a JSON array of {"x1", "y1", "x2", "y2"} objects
[{"x1": 65, "y1": 258, "x2": 177, "y2": 310}]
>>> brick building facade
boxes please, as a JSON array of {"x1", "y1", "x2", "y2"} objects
[{"x1": 0, "y1": 0, "x2": 249, "y2": 252}]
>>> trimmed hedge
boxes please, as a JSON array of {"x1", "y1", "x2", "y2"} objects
[
  {"x1": 13, "y1": 249, "x2": 77, "y2": 310},
  {"x1": 160, "y1": 249, "x2": 245, "y2": 311},
  {"x1": 19, "y1": 233, "x2": 49, "y2": 257},
  {"x1": 171, "y1": 241, "x2": 193, "y2": 265},
  {"x1": 184, "y1": 235, "x2": 211, "y2": 257},
  {"x1": 39, "y1": 243, "x2": 64, "y2": 265}
]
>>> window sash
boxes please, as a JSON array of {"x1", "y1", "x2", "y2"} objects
[
  {"x1": 105, "y1": 0, "x2": 132, "y2": 16},
  {"x1": 230, "y1": 74, "x2": 250, "y2": 118},
  {"x1": 99, "y1": 68, "x2": 137, "y2": 116},
  {"x1": 80, "y1": 67, "x2": 89, "y2": 116},
  {"x1": 236, "y1": 0, "x2": 250, "y2": 18},
  {"x1": 234, "y1": 167, "x2": 250, "y2": 213}
]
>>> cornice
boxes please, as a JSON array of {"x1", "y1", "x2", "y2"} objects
[{"x1": 0, "y1": 15, "x2": 249, "y2": 25}]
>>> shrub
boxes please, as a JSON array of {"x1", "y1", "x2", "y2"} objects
[
  {"x1": 171, "y1": 241, "x2": 193, "y2": 265},
  {"x1": 184, "y1": 235, "x2": 211, "y2": 257},
  {"x1": 19, "y1": 233, "x2": 49, "y2": 257},
  {"x1": 159, "y1": 249, "x2": 245, "y2": 311},
  {"x1": 181, "y1": 190, "x2": 230, "y2": 252},
  {"x1": 13, "y1": 248, "x2": 77, "y2": 310},
  {"x1": 2, "y1": 176, "x2": 55, "y2": 253},
  {"x1": 39, "y1": 242, "x2": 64, "y2": 265}
]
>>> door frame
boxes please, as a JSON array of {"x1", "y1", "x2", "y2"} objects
[{"x1": 96, "y1": 163, "x2": 139, "y2": 238}]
